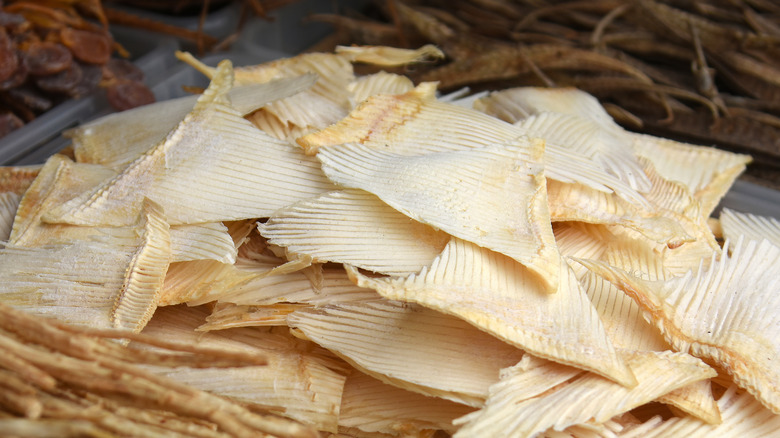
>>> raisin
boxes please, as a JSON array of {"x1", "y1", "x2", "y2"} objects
[
  {"x1": 23, "y1": 41, "x2": 72, "y2": 76},
  {"x1": 106, "y1": 80, "x2": 155, "y2": 112}
]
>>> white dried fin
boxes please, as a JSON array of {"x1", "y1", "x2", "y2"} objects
[
  {"x1": 554, "y1": 222, "x2": 613, "y2": 264},
  {"x1": 548, "y1": 179, "x2": 691, "y2": 247},
  {"x1": 348, "y1": 71, "x2": 415, "y2": 106},
  {"x1": 218, "y1": 51, "x2": 356, "y2": 109},
  {"x1": 515, "y1": 112, "x2": 651, "y2": 193},
  {"x1": 630, "y1": 132, "x2": 751, "y2": 217},
  {"x1": 259, "y1": 90, "x2": 348, "y2": 137},
  {"x1": 198, "y1": 302, "x2": 308, "y2": 330},
  {"x1": 339, "y1": 371, "x2": 475, "y2": 435},
  {"x1": 720, "y1": 208, "x2": 780, "y2": 249},
  {"x1": 619, "y1": 385, "x2": 780, "y2": 437},
  {"x1": 0, "y1": 202, "x2": 168, "y2": 332},
  {"x1": 112, "y1": 199, "x2": 171, "y2": 333},
  {"x1": 576, "y1": 238, "x2": 780, "y2": 414},
  {"x1": 71, "y1": 74, "x2": 315, "y2": 170},
  {"x1": 9, "y1": 155, "x2": 117, "y2": 246},
  {"x1": 0, "y1": 192, "x2": 20, "y2": 241},
  {"x1": 193, "y1": 264, "x2": 379, "y2": 308},
  {"x1": 287, "y1": 300, "x2": 526, "y2": 407},
  {"x1": 317, "y1": 140, "x2": 561, "y2": 292},
  {"x1": 139, "y1": 305, "x2": 346, "y2": 433},
  {"x1": 158, "y1": 259, "x2": 257, "y2": 306},
  {"x1": 581, "y1": 271, "x2": 669, "y2": 352},
  {"x1": 298, "y1": 87, "x2": 651, "y2": 209},
  {"x1": 259, "y1": 189, "x2": 450, "y2": 276},
  {"x1": 169, "y1": 222, "x2": 236, "y2": 264},
  {"x1": 657, "y1": 379, "x2": 722, "y2": 425},
  {"x1": 474, "y1": 86, "x2": 617, "y2": 129},
  {"x1": 335, "y1": 44, "x2": 445, "y2": 66},
  {"x1": 350, "y1": 239, "x2": 636, "y2": 388},
  {"x1": 47, "y1": 60, "x2": 337, "y2": 227},
  {"x1": 453, "y1": 350, "x2": 715, "y2": 438}
]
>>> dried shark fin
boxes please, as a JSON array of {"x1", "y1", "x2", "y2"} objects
[
  {"x1": 139, "y1": 305, "x2": 346, "y2": 432},
  {"x1": 720, "y1": 208, "x2": 780, "y2": 249},
  {"x1": 46, "y1": 59, "x2": 336, "y2": 227},
  {"x1": 259, "y1": 189, "x2": 450, "y2": 276},
  {"x1": 111, "y1": 199, "x2": 171, "y2": 332},
  {"x1": 8, "y1": 154, "x2": 117, "y2": 247},
  {"x1": 288, "y1": 300, "x2": 525, "y2": 407},
  {"x1": 339, "y1": 371, "x2": 475, "y2": 436},
  {"x1": 334, "y1": 44, "x2": 445, "y2": 66},
  {"x1": 349, "y1": 238, "x2": 636, "y2": 388},
  {"x1": 630, "y1": 133, "x2": 751, "y2": 218},
  {"x1": 0, "y1": 198, "x2": 171, "y2": 333},
  {"x1": 348, "y1": 71, "x2": 415, "y2": 106},
  {"x1": 619, "y1": 385, "x2": 780, "y2": 437},
  {"x1": 453, "y1": 350, "x2": 715, "y2": 438},
  {"x1": 317, "y1": 140, "x2": 561, "y2": 292},
  {"x1": 515, "y1": 111, "x2": 651, "y2": 193},
  {"x1": 576, "y1": 237, "x2": 780, "y2": 414},
  {"x1": 299, "y1": 85, "x2": 651, "y2": 207},
  {"x1": 0, "y1": 192, "x2": 18, "y2": 241},
  {"x1": 70, "y1": 75, "x2": 316, "y2": 170},
  {"x1": 169, "y1": 222, "x2": 237, "y2": 264}
]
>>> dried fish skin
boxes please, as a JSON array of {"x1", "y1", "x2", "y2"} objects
[
  {"x1": 576, "y1": 238, "x2": 780, "y2": 414},
  {"x1": 317, "y1": 140, "x2": 561, "y2": 292},
  {"x1": 349, "y1": 239, "x2": 636, "y2": 388},
  {"x1": 259, "y1": 189, "x2": 450, "y2": 276},
  {"x1": 44, "y1": 60, "x2": 337, "y2": 227}
]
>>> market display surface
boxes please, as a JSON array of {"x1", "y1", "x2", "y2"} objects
[{"x1": 0, "y1": 40, "x2": 779, "y2": 438}]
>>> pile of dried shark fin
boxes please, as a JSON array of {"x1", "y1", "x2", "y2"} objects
[
  {"x1": 309, "y1": 0, "x2": 780, "y2": 189},
  {"x1": 0, "y1": 43, "x2": 779, "y2": 437}
]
